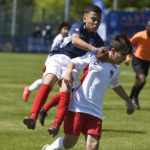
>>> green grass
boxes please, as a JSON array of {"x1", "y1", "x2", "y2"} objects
[{"x1": 0, "y1": 52, "x2": 150, "y2": 150}]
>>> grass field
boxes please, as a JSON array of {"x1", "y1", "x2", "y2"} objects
[{"x1": 0, "y1": 52, "x2": 150, "y2": 150}]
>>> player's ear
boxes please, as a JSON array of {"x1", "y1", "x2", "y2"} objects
[
  {"x1": 111, "y1": 48, "x2": 115, "y2": 54},
  {"x1": 82, "y1": 14, "x2": 87, "y2": 22}
]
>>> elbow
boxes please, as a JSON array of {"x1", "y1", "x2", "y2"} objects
[{"x1": 72, "y1": 38, "x2": 78, "y2": 46}]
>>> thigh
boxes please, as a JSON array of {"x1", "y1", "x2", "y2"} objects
[
  {"x1": 43, "y1": 73, "x2": 57, "y2": 87},
  {"x1": 64, "y1": 111, "x2": 83, "y2": 136},
  {"x1": 82, "y1": 114, "x2": 102, "y2": 137},
  {"x1": 85, "y1": 134, "x2": 100, "y2": 150},
  {"x1": 132, "y1": 56, "x2": 149, "y2": 77}
]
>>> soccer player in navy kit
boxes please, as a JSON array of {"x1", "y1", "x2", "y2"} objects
[{"x1": 23, "y1": 5, "x2": 108, "y2": 130}]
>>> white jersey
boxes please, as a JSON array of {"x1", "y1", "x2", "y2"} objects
[
  {"x1": 51, "y1": 34, "x2": 63, "y2": 49},
  {"x1": 69, "y1": 52, "x2": 120, "y2": 120}
]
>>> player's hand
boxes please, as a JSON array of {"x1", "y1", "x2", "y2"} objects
[
  {"x1": 126, "y1": 100, "x2": 135, "y2": 115},
  {"x1": 124, "y1": 59, "x2": 130, "y2": 65},
  {"x1": 63, "y1": 73, "x2": 74, "y2": 89},
  {"x1": 96, "y1": 47, "x2": 109, "y2": 62}
]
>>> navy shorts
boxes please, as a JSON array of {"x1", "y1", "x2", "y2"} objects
[{"x1": 132, "y1": 56, "x2": 150, "y2": 77}]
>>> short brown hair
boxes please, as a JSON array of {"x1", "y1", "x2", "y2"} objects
[
  {"x1": 110, "y1": 34, "x2": 132, "y2": 55},
  {"x1": 83, "y1": 5, "x2": 102, "y2": 15}
]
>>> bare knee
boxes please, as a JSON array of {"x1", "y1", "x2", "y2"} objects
[
  {"x1": 43, "y1": 73, "x2": 57, "y2": 87},
  {"x1": 63, "y1": 135, "x2": 79, "y2": 149},
  {"x1": 87, "y1": 140, "x2": 99, "y2": 150},
  {"x1": 86, "y1": 134, "x2": 100, "y2": 150}
]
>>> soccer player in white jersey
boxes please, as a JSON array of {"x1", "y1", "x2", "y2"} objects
[
  {"x1": 22, "y1": 22, "x2": 70, "y2": 102},
  {"x1": 42, "y1": 34, "x2": 135, "y2": 150}
]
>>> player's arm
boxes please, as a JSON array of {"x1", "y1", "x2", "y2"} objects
[
  {"x1": 50, "y1": 35, "x2": 62, "y2": 52},
  {"x1": 113, "y1": 85, "x2": 135, "y2": 115},
  {"x1": 63, "y1": 61, "x2": 75, "y2": 88},
  {"x1": 72, "y1": 33, "x2": 108, "y2": 61},
  {"x1": 63, "y1": 53, "x2": 91, "y2": 87},
  {"x1": 72, "y1": 33, "x2": 96, "y2": 52},
  {"x1": 124, "y1": 54, "x2": 132, "y2": 65}
]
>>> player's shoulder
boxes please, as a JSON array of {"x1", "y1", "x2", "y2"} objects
[
  {"x1": 54, "y1": 33, "x2": 63, "y2": 39},
  {"x1": 72, "y1": 21, "x2": 85, "y2": 28},
  {"x1": 53, "y1": 34, "x2": 63, "y2": 41},
  {"x1": 134, "y1": 30, "x2": 146, "y2": 37}
]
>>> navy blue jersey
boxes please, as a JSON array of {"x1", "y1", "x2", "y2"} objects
[{"x1": 50, "y1": 21, "x2": 104, "y2": 59}]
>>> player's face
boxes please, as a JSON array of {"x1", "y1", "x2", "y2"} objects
[
  {"x1": 111, "y1": 51, "x2": 127, "y2": 65},
  {"x1": 61, "y1": 27, "x2": 69, "y2": 37},
  {"x1": 83, "y1": 11, "x2": 101, "y2": 32}
]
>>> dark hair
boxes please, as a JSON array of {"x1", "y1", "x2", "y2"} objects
[
  {"x1": 83, "y1": 5, "x2": 102, "y2": 15},
  {"x1": 58, "y1": 21, "x2": 70, "y2": 33},
  {"x1": 109, "y1": 34, "x2": 132, "y2": 55}
]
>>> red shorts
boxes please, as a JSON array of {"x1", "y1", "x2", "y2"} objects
[{"x1": 64, "y1": 111, "x2": 102, "y2": 137}]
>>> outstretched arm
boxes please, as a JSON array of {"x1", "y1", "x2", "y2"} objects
[
  {"x1": 113, "y1": 85, "x2": 135, "y2": 114},
  {"x1": 124, "y1": 54, "x2": 132, "y2": 65},
  {"x1": 72, "y1": 33, "x2": 108, "y2": 62}
]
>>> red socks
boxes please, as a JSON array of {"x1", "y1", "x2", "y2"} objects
[
  {"x1": 54, "y1": 92, "x2": 71, "y2": 125},
  {"x1": 31, "y1": 84, "x2": 51, "y2": 120},
  {"x1": 43, "y1": 92, "x2": 61, "y2": 112}
]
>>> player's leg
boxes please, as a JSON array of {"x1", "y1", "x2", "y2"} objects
[
  {"x1": 48, "y1": 69, "x2": 79, "y2": 136},
  {"x1": 23, "y1": 73, "x2": 57, "y2": 129},
  {"x1": 29, "y1": 78, "x2": 43, "y2": 91},
  {"x1": 48, "y1": 78, "x2": 72, "y2": 136},
  {"x1": 23, "y1": 54, "x2": 67, "y2": 130},
  {"x1": 39, "y1": 92, "x2": 61, "y2": 125},
  {"x1": 42, "y1": 135, "x2": 79, "y2": 150},
  {"x1": 82, "y1": 114, "x2": 102, "y2": 150},
  {"x1": 130, "y1": 56, "x2": 149, "y2": 109},
  {"x1": 42, "y1": 111, "x2": 80, "y2": 150},
  {"x1": 85, "y1": 134, "x2": 100, "y2": 150},
  {"x1": 22, "y1": 79, "x2": 43, "y2": 102}
]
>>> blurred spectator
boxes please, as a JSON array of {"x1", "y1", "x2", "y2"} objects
[
  {"x1": 32, "y1": 26, "x2": 42, "y2": 38},
  {"x1": 42, "y1": 25, "x2": 53, "y2": 41},
  {"x1": 133, "y1": 15, "x2": 140, "y2": 33},
  {"x1": 121, "y1": 16, "x2": 127, "y2": 33},
  {"x1": 127, "y1": 15, "x2": 134, "y2": 37}
]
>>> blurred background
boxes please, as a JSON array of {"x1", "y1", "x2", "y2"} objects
[{"x1": 0, "y1": 0, "x2": 150, "y2": 53}]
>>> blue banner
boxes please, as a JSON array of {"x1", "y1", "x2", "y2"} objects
[{"x1": 105, "y1": 11, "x2": 150, "y2": 42}]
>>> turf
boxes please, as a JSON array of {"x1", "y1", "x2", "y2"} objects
[{"x1": 0, "y1": 52, "x2": 150, "y2": 150}]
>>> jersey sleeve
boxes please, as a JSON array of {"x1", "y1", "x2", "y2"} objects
[
  {"x1": 51, "y1": 34, "x2": 63, "y2": 48},
  {"x1": 69, "y1": 21, "x2": 84, "y2": 36},
  {"x1": 130, "y1": 32, "x2": 141, "y2": 45},
  {"x1": 71, "y1": 52, "x2": 91, "y2": 70}
]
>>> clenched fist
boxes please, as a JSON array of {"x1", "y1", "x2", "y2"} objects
[{"x1": 96, "y1": 47, "x2": 109, "y2": 62}]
